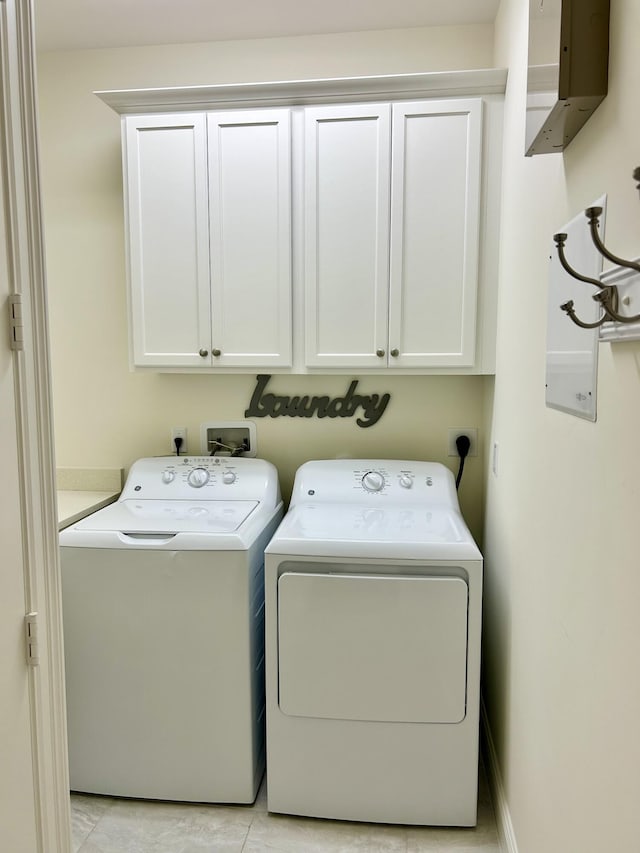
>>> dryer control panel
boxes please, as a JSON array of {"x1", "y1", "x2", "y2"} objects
[
  {"x1": 289, "y1": 459, "x2": 459, "y2": 510},
  {"x1": 119, "y1": 456, "x2": 281, "y2": 508}
]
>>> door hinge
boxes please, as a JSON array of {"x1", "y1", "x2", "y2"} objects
[
  {"x1": 25, "y1": 612, "x2": 39, "y2": 666},
  {"x1": 9, "y1": 293, "x2": 24, "y2": 350}
]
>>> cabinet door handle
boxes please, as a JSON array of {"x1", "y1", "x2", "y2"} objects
[
  {"x1": 376, "y1": 348, "x2": 385, "y2": 358},
  {"x1": 198, "y1": 348, "x2": 209, "y2": 357},
  {"x1": 212, "y1": 348, "x2": 221, "y2": 357},
  {"x1": 390, "y1": 348, "x2": 399, "y2": 357}
]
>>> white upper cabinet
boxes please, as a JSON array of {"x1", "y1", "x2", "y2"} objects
[
  {"x1": 304, "y1": 98, "x2": 482, "y2": 369},
  {"x1": 389, "y1": 100, "x2": 482, "y2": 368},
  {"x1": 124, "y1": 109, "x2": 292, "y2": 368},
  {"x1": 103, "y1": 72, "x2": 504, "y2": 373},
  {"x1": 303, "y1": 104, "x2": 391, "y2": 369},
  {"x1": 207, "y1": 111, "x2": 292, "y2": 367},
  {"x1": 125, "y1": 113, "x2": 211, "y2": 368}
]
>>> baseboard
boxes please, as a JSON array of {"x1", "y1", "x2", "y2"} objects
[{"x1": 480, "y1": 697, "x2": 519, "y2": 853}]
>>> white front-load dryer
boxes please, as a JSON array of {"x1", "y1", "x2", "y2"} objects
[
  {"x1": 264, "y1": 459, "x2": 483, "y2": 826},
  {"x1": 60, "y1": 456, "x2": 282, "y2": 803}
]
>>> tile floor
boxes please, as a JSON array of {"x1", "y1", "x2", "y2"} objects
[{"x1": 70, "y1": 764, "x2": 500, "y2": 853}]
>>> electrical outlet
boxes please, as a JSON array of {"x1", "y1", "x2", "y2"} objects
[
  {"x1": 447, "y1": 428, "x2": 478, "y2": 457},
  {"x1": 170, "y1": 427, "x2": 187, "y2": 455}
]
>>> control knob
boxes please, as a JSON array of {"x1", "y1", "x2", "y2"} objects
[
  {"x1": 222, "y1": 470, "x2": 237, "y2": 484},
  {"x1": 362, "y1": 471, "x2": 385, "y2": 492},
  {"x1": 399, "y1": 474, "x2": 413, "y2": 489},
  {"x1": 161, "y1": 470, "x2": 175, "y2": 484},
  {"x1": 187, "y1": 467, "x2": 209, "y2": 488}
]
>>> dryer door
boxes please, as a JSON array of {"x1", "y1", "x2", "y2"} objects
[{"x1": 277, "y1": 571, "x2": 468, "y2": 724}]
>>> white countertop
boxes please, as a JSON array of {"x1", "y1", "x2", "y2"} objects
[
  {"x1": 57, "y1": 490, "x2": 120, "y2": 530},
  {"x1": 56, "y1": 466, "x2": 124, "y2": 530}
]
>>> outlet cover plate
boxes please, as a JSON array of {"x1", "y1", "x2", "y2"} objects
[
  {"x1": 447, "y1": 428, "x2": 478, "y2": 457},
  {"x1": 170, "y1": 427, "x2": 187, "y2": 454}
]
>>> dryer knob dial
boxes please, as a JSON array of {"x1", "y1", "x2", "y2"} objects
[
  {"x1": 187, "y1": 467, "x2": 209, "y2": 488},
  {"x1": 222, "y1": 470, "x2": 236, "y2": 484},
  {"x1": 399, "y1": 474, "x2": 413, "y2": 489},
  {"x1": 161, "y1": 470, "x2": 175, "y2": 484},
  {"x1": 362, "y1": 471, "x2": 385, "y2": 492}
]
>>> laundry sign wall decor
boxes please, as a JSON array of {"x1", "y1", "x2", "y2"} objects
[{"x1": 244, "y1": 375, "x2": 391, "y2": 428}]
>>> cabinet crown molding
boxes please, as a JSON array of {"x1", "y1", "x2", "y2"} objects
[{"x1": 95, "y1": 68, "x2": 507, "y2": 114}]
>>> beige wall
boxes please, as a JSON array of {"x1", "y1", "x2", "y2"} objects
[
  {"x1": 36, "y1": 24, "x2": 493, "y2": 534},
  {"x1": 485, "y1": 1, "x2": 640, "y2": 851}
]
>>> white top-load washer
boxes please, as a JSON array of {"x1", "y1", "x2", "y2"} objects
[
  {"x1": 264, "y1": 459, "x2": 483, "y2": 826},
  {"x1": 60, "y1": 455, "x2": 282, "y2": 804}
]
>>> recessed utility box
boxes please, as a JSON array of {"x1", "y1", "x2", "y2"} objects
[{"x1": 200, "y1": 421, "x2": 257, "y2": 457}]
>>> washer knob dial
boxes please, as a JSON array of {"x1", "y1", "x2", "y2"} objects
[
  {"x1": 187, "y1": 467, "x2": 209, "y2": 488},
  {"x1": 399, "y1": 474, "x2": 413, "y2": 489},
  {"x1": 362, "y1": 471, "x2": 385, "y2": 492},
  {"x1": 222, "y1": 470, "x2": 236, "y2": 484},
  {"x1": 161, "y1": 470, "x2": 175, "y2": 484}
]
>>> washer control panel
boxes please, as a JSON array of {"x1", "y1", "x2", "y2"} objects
[
  {"x1": 290, "y1": 459, "x2": 457, "y2": 510},
  {"x1": 120, "y1": 456, "x2": 280, "y2": 506}
]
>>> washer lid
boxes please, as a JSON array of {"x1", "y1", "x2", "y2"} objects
[
  {"x1": 266, "y1": 502, "x2": 482, "y2": 561},
  {"x1": 69, "y1": 499, "x2": 259, "y2": 534}
]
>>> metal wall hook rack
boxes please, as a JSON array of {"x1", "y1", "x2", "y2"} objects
[{"x1": 553, "y1": 170, "x2": 640, "y2": 330}]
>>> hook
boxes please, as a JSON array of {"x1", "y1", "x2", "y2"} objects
[
  {"x1": 595, "y1": 294, "x2": 640, "y2": 324},
  {"x1": 584, "y1": 206, "x2": 640, "y2": 274},
  {"x1": 553, "y1": 232, "x2": 603, "y2": 289},
  {"x1": 559, "y1": 299, "x2": 607, "y2": 329},
  {"x1": 553, "y1": 168, "x2": 640, "y2": 330},
  {"x1": 553, "y1": 232, "x2": 615, "y2": 328}
]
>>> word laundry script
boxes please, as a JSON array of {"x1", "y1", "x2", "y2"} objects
[{"x1": 244, "y1": 374, "x2": 391, "y2": 428}]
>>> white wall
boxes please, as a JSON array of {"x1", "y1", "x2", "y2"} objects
[
  {"x1": 484, "y1": 1, "x2": 640, "y2": 850},
  {"x1": 36, "y1": 24, "x2": 493, "y2": 534}
]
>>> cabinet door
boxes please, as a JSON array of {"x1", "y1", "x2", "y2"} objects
[
  {"x1": 389, "y1": 99, "x2": 482, "y2": 367},
  {"x1": 124, "y1": 114, "x2": 212, "y2": 367},
  {"x1": 304, "y1": 104, "x2": 391, "y2": 368},
  {"x1": 208, "y1": 109, "x2": 292, "y2": 367}
]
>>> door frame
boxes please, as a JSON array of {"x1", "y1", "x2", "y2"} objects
[{"x1": 1, "y1": 0, "x2": 71, "y2": 849}]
